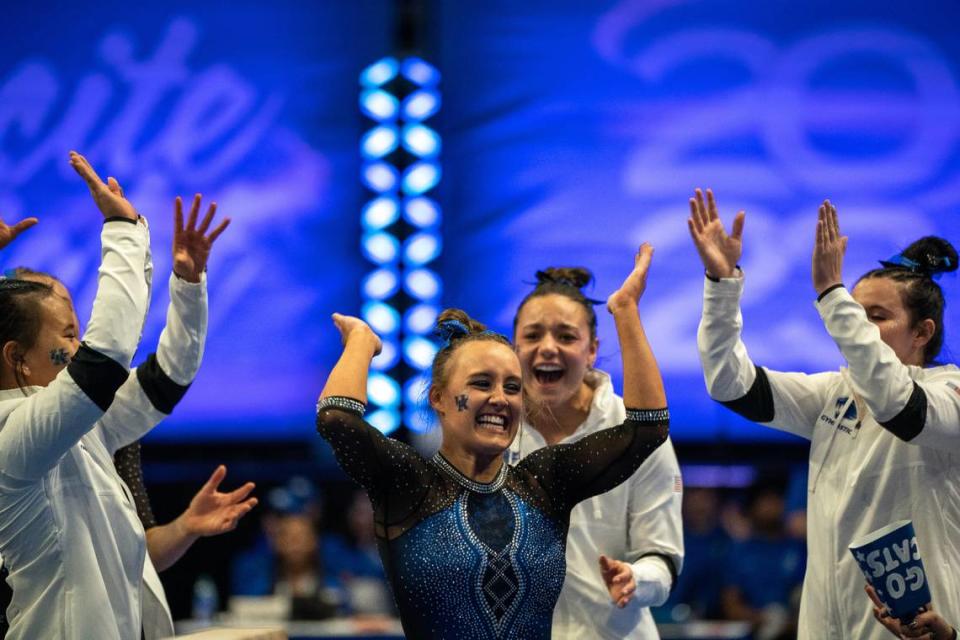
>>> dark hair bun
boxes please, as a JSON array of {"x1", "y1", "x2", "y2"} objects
[
  {"x1": 902, "y1": 236, "x2": 958, "y2": 276},
  {"x1": 435, "y1": 308, "x2": 488, "y2": 342},
  {"x1": 534, "y1": 267, "x2": 593, "y2": 290}
]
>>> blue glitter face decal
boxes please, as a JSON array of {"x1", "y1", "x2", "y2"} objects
[
  {"x1": 456, "y1": 394, "x2": 469, "y2": 411},
  {"x1": 49, "y1": 348, "x2": 70, "y2": 366}
]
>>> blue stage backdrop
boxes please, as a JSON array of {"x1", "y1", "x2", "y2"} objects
[
  {"x1": 434, "y1": 0, "x2": 960, "y2": 441},
  {"x1": 0, "y1": 1, "x2": 392, "y2": 439},
  {"x1": 1, "y1": 1, "x2": 958, "y2": 443}
]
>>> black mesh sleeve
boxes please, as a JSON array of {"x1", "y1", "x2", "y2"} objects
[
  {"x1": 316, "y1": 406, "x2": 434, "y2": 539},
  {"x1": 113, "y1": 441, "x2": 157, "y2": 529},
  {"x1": 518, "y1": 409, "x2": 669, "y2": 514}
]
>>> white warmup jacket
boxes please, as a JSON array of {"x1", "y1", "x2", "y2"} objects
[
  {"x1": 0, "y1": 218, "x2": 209, "y2": 640},
  {"x1": 508, "y1": 370, "x2": 684, "y2": 640},
  {"x1": 698, "y1": 274, "x2": 960, "y2": 639}
]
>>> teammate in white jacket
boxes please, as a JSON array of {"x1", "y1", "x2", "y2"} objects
[
  {"x1": 0, "y1": 152, "x2": 230, "y2": 640},
  {"x1": 687, "y1": 188, "x2": 960, "y2": 639},
  {"x1": 511, "y1": 248, "x2": 683, "y2": 640}
]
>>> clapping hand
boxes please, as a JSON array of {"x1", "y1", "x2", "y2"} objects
[
  {"x1": 173, "y1": 194, "x2": 230, "y2": 283},
  {"x1": 812, "y1": 199, "x2": 846, "y2": 296},
  {"x1": 69, "y1": 151, "x2": 138, "y2": 222},
  {"x1": 607, "y1": 243, "x2": 654, "y2": 314},
  {"x1": 687, "y1": 188, "x2": 744, "y2": 279}
]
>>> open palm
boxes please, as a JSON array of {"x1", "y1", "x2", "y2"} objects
[
  {"x1": 180, "y1": 465, "x2": 257, "y2": 536},
  {"x1": 173, "y1": 194, "x2": 230, "y2": 283},
  {"x1": 687, "y1": 188, "x2": 744, "y2": 278}
]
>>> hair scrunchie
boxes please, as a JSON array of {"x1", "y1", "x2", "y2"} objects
[
  {"x1": 436, "y1": 319, "x2": 470, "y2": 348},
  {"x1": 880, "y1": 253, "x2": 953, "y2": 280}
]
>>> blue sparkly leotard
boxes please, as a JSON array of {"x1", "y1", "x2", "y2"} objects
[{"x1": 316, "y1": 404, "x2": 668, "y2": 640}]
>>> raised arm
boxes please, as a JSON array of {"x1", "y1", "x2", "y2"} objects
[
  {"x1": 316, "y1": 316, "x2": 430, "y2": 507},
  {"x1": 521, "y1": 246, "x2": 669, "y2": 509},
  {"x1": 690, "y1": 188, "x2": 833, "y2": 440},
  {"x1": 0, "y1": 152, "x2": 148, "y2": 483},
  {"x1": 813, "y1": 203, "x2": 960, "y2": 452},
  {"x1": 97, "y1": 194, "x2": 228, "y2": 452},
  {"x1": 606, "y1": 243, "x2": 665, "y2": 409}
]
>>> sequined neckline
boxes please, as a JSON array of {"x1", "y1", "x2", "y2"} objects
[{"x1": 432, "y1": 453, "x2": 508, "y2": 493}]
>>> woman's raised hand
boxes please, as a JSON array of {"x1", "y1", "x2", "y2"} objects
[
  {"x1": 687, "y1": 188, "x2": 744, "y2": 279},
  {"x1": 0, "y1": 214, "x2": 38, "y2": 250},
  {"x1": 332, "y1": 313, "x2": 382, "y2": 356},
  {"x1": 812, "y1": 199, "x2": 846, "y2": 296},
  {"x1": 69, "y1": 151, "x2": 138, "y2": 222},
  {"x1": 173, "y1": 194, "x2": 230, "y2": 283},
  {"x1": 607, "y1": 242, "x2": 654, "y2": 313}
]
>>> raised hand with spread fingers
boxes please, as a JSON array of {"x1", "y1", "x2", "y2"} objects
[
  {"x1": 173, "y1": 194, "x2": 230, "y2": 283},
  {"x1": 687, "y1": 187, "x2": 745, "y2": 279}
]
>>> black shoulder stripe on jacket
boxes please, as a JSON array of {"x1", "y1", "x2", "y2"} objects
[
  {"x1": 135, "y1": 353, "x2": 190, "y2": 415},
  {"x1": 718, "y1": 365, "x2": 776, "y2": 423},
  {"x1": 878, "y1": 381, "x2": 927, "y2": 442},
  {"x1": 67, "y1": 343, "x2": 129, "y2": 411}
]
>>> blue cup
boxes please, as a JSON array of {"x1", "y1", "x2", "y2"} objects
[{"x1": 849, "y1": 520, "x2": 931, "y2": 621}]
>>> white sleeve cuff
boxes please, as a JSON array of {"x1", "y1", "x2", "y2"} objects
[{"x1": 630, "y1": 555, "x2": 674, "y2": 608}]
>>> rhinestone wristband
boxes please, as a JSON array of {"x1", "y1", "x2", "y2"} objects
[
  {"x1": 625, "y1": 407, "x2": 670, "y2": 423},
  {"x1": 316, "y1": 395, "x2": 367, "y2": 417}
]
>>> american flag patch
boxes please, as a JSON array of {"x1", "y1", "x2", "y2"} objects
[{"x1": 673, "y1": 475, "x2": 683, "y2": 493}]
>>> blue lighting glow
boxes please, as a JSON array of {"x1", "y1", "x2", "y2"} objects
[
  {"x1": 404, "y1": 268, "x2": 441, "y2": 300},
  {"x1": 362, "y1": 162, "x2": 399, "y2": 192},
  {"x1": 361, "y1": 125, "x2": 399, "y2": 159},
  {"x1": 362, "y1": 268, "x2": 399, "y2": 300},
  {"x1": 362, "y1": 301, "x2": 401, "y2": 335},
  {"x1": 360, "y1": 57, "x2": 399, "y2": 87},
  {"x1": 402, "y1": 161, "x2": 441, "y2": 195},
  {"x1": 404, "y1": 232, "x2": 441, "y2": 266},
  {"x1": 371, "y1": 339, "x2": 400, "y2": 371},
  {"x1": 360, "y1": 55, "x2": 441, "y2": 438},
  {"x1": 400, "y1": 57, "x2": 440, "y2": 87},
  {"x1": 402, "y1": 90, "x2": 441, "y2": 121},
  {"x1": 403, "y1": 336, "x2": 439, "y2": 370},
  {"x1": 404, "y1": 374, "x2": 432, "y2": 404},
  {"x1": 362, "y1": 196, "x2": 400, "y2": 231},
  {"x1": 403, "y1": 197, "x2": 441, "y2": 228},
  {"x1": 359, "y1": 89, "x2": 399, "y2": 121},
  {"x1": 361, "y1": 231, "x2": 400, "y2": 265},
  {"x1": 401, "y1": 124, "x2": 440, "y2": 158},
  {"x1": 405, "y1": 407, "x2": 436, "y2": 433},
  {"x1": 367, "y1": 408, "x2": 401, "y2": 435},
  {"x1": 404, "y1": 303, "x2": 438, "y2": 334},
  {"x1": 368, "y1": 372, "x2": 401, "y2": 408}
]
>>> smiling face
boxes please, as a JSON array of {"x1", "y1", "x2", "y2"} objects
[
  {"x1": 430, "y1": 340, "x2": 523, "y2": 457},
  {"x1": 514, "y1": 294, "x2": 598, "y2": 411},
  {"x1": 852, "y1": 276, "x2": 933, "y2": 366}
]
